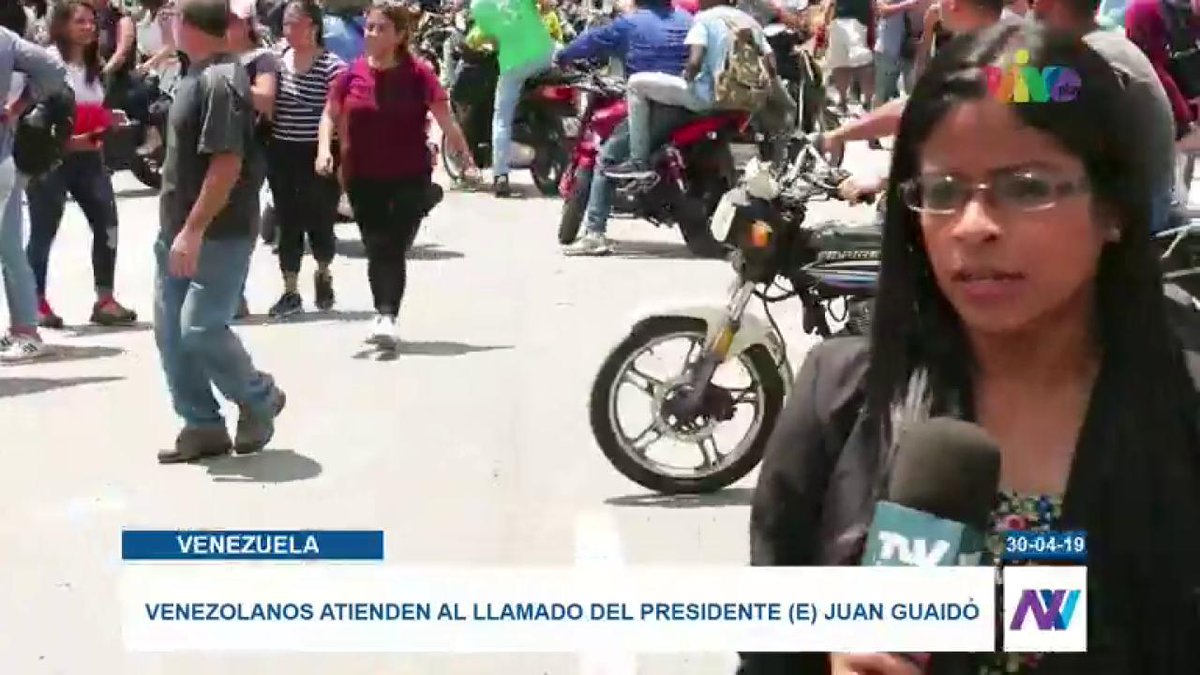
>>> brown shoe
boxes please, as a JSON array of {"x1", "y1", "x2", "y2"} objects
[
  {"x1": 234, "y1": 377, "x2": 287, "y2": 454},
  {"x1": 158, "y1": 427, "x2": 233, "y2": 464},
  {"x1": 91, "y1": 298, "x2": 138, "y2": 326}
]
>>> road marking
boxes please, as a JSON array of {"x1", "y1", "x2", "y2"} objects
[{"x1": 574, "y1": 510, "x2": 637, "y2": 675}]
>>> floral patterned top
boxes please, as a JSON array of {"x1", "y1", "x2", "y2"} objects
[{"x1": 978, "y1": 491, "x2": 1064, "y2": 675}]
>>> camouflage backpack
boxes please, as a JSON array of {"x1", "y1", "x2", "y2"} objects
[{"x1": 713, "y1": 18, "x2": 770, "y2": 112}]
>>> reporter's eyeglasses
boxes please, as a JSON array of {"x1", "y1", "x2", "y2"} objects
[{"x1": 898, "y1": 168, "x2": 1090, "y2": 215}]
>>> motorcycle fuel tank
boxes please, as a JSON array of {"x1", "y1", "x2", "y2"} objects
[{"x1": 803, "y1": 220, "x2": 882, "y2": 293}]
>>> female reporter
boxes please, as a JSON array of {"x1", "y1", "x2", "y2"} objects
[
  {"x1": 318, "y1": 0, "x2": 474, "y2": 349},
  {"x1": 741, "y1": 22, "x2": 1200, "y2": 675}
]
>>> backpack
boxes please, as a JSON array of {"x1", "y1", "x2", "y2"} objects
[
  {"x1": 14, "y1": 86, "x2": 76, "y2": 177},
  {"x1": 713, "y1": 18, "x2": 771, "y2": 112}
]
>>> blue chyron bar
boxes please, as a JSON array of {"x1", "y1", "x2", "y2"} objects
[
  {"x1": 121, "y1": 530, "x2": 385, "y2": 561},
  {"x1": 1001, "y1": 530, "x2": 1087, "y2": 563}
]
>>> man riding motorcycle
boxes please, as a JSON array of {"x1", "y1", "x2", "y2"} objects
[
  {"x1": 554, "y1": 0, "x2": 695, "y2": 255},
  {"x1": 466, "y1": 0, "x2": 557, "y2": 196}
]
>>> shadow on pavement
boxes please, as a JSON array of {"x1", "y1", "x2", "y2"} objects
[
  {"x1": 352, "y1": 341, "x2": 512, "y2": 360},
  {"x1": 609, "y1": 240, "x2": 718, "y2": 260},
  {"x1": 0, "y1": 374, "x2": 123, "y2": 398},
  {"x1": 235, "y1": 309, "x2": 377, "y2": 326},
  {"x1": 200, "y1": 449, "x2": 323, "y2": 483},
  {"x1": 63, "y1": 321, "x2": 153, "y2": 337},
  {"x1": 604, "y1": 487, "x2": 755, "y2": 508},
  {"x1": 334, "y1": 239, "x2": 464, "y2": 261},
  {"x1": 7, "y1": 344, "x2": 126, "y2": 365}
]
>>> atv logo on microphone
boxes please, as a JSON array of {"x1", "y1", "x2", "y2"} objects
[{"x1": 1003, "y1": 567, "x2": 1088, "y2": 653}]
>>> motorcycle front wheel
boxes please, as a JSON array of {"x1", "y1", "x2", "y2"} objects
[
  {"x1": 589, "y1": 316, "x2": 786, "y2": 494},
  {"x1": 558, "y1": 166, "x2": 591, "y2": 244}
]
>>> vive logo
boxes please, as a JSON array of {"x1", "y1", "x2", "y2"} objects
[
  {"x1": 982, "y1": 49, "x2": 1082, "y2": 103},
  {"x1": 1010, "y1": 589, "x2": 1081, "y2": 631},
  {"x1": 877, "y1": 531, "x2": 951, "y2": 565}
]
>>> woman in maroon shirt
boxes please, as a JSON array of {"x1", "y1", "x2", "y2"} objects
[{"x1": 317, "y1": 0, "x2": 475, "y2": 349}]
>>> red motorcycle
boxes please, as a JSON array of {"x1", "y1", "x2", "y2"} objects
[{"x1": 557, "y1": 72, "x2": 747, "y2": 256}]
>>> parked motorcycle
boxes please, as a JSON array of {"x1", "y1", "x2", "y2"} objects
[
  {"x1": 587, "y1": 139, "x2": 873, "y2": 494},
  {"x1": 556, "y1": 71, "x2": 744, "y2": 257},
  {"x1": 416, "y1": 11, "x2": 455, "y2": 77},
  {"x1": 441, "y1": 43, "x2": 577, "y2": 196}
]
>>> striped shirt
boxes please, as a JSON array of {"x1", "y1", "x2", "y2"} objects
[{"x1": 272, "y1": 48, "x2": 344, "y2": 143}]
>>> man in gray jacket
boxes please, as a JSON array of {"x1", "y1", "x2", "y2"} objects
[{"x1": 0, "y1": 26, "x2": 67, "y2": 363}]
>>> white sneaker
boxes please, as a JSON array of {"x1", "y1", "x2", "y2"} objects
[
  {"x1": 1, "y1": 336, "x2": 52, "y2": 364},
  {"x1": 377, "y1": 315, "x2": 400, "y2": 350},
  {"x1": 563, "y1": 231, "x2": 613, "y2": 256},
  {"x1": 365, "y1": 314, "x2": 390, "y2": 345}
]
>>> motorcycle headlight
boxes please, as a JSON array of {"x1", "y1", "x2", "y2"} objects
[{"x1": 749, "y1": 221, "x2": 773, "y2": 249}]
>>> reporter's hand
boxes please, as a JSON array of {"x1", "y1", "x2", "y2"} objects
[{"x1": 830, "y1": 652, "x2": 925, "y2": 675}]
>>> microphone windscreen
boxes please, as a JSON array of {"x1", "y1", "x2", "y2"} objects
[{"x1": 887, "y1": 418, "x2": 1002, "y2": 531}]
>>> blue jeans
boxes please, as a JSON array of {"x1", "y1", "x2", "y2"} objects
[
  {"x1": 153, "y1": 232, "x2": 273, "y2": 429},
  {"x1": 872, "y1": 52, "x2": 913, "y2": 108},
  {"x1": 0, "y1": 160, "x2": 36, "y2": 329},
  {"x1": 627, "y1": 72, "x2": 709, "y2": 164},
  {"x1": 583, "y1": 120, "x2": 631, "y2": 235},
  {"x1": 492, "y1": 52, "x2": 554, "y2": 176},
  {"x1": 26, "y1": 151, "x2": 120, "y2": 295}
]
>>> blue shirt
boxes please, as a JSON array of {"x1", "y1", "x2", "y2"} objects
[
  {"x1": 323, "y1": 14, "x2": 366, "y2": 64},
  {"x1": 556, "y1": 7, "x2": 693, "y2": 77},
  {"x1": 685, "y1": 6, "x2": 769, "y2": 104}
]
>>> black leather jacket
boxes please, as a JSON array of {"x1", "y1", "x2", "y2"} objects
[{"x1": 738, "y1": 336, "x2": 1200, "y2": 675}]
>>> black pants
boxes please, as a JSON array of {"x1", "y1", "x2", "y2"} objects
[
  {"x1": 345, "y1": 176, "x2": 432, "y2": 316},
  {"x1": 266, "y1": 139, "x2": 339, "y2": 274},
  {"x1": 26, "y1": 151, "x2": 120, "y2": 295}
]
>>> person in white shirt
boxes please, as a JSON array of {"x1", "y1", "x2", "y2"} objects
[{"x1": 25, "y1": 0, "x2": 139, "y2": 329}]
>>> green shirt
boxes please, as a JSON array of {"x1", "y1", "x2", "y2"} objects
[{"x1": 470, "y1": 0, "x2": 555, "y2": 73}]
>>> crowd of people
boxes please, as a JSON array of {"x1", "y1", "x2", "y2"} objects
[{"x1": 0, "y1": 0, "x2": 1198, "y2": 669}]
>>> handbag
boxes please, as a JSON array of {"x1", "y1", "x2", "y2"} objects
[{"x1": 1161, "y1": 0, "x2": 1200, "y2": 100}]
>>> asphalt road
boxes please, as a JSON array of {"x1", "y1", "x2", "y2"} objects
[{"x1": 0, "y1": 143, "x2": 887, "y2": 674}]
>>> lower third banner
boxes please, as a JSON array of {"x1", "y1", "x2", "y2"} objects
[{"x1": 120, "y1": 566, "x2": 996, "y2": 652}]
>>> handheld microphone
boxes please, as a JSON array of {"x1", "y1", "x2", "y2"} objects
[{"x1": 861, "y1": 418, "x2": 1002, "y2": 567}]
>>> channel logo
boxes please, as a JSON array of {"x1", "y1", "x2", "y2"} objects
[
  {"x1": 1003, "y1": 567, "x2": 1087, "y2": 652},
  {"x1": 1010, "y1": 589, "x2": 1080, "y2": 630}
]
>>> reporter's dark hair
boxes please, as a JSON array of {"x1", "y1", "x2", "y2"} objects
[{"x1": 869, "y1": 21, "x2": 1199, "y2": 667}]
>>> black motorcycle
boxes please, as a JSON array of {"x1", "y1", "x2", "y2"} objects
[
  {"x1": 587, "y1": 140, "x2": 871, "y2": 494},
  {"x1": 441, "y1": 44, "x2": 578, "y2": 195},
  {"x1": 102, "y1": 72, "x2": 171, "y2": 189}
]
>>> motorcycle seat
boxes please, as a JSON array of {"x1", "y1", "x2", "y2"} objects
[
  {"x1": 668, "y1": 111, "x2": 748, "y2": 147},
  {"x1": 523, "y1": 69, "x2": 575, "y2": 89}
]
